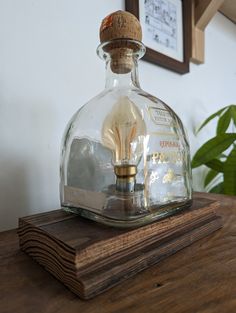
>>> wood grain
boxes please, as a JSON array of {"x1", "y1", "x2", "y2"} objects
[
  {"x1": 195, "y1": 0, "x2": 225, "y2": 29},
  {"x1": 0, "y1": 192, "x2": 235, "y2": 312},
  {"x1": 191, "y1": 0, "x2": 224, "y2": 64},
  {"x1": 220, "y1": 0, "x2": 236, "y2": 24},
  {"x1": 18, "y1": 196, "x2": 222, "y2": 299}
]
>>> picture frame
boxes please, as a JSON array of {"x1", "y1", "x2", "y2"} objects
[{"x1": 125, "y1": 0, "x2": 192, "y2": 74}]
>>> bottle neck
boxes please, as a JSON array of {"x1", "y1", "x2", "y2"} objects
[{"x1": 105, "y1": 54, "x2": 141, "y2": 90}]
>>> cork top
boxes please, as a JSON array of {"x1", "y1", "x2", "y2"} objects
[
  {"x1": 100, "y1": 11, "x2": 142, "y2": 43},
  {"x1": 98, "y1": 11, "x2": 144, "y2": 74}
]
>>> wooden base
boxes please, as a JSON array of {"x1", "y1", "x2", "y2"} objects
[{"x1": 18, "y1": 196, "x2": 222, "y2": 299}]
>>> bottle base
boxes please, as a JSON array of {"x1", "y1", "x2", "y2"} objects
[{"x1": 62, "y1": 199, "x2": 193, "y2": 228}]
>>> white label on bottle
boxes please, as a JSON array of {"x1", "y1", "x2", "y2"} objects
[
  {"x1": 64, "y1": 186, "x2": 106, "y2": 211},
  {"x1": 148, "y1": 107, "x2": 174, "y2": 126}
]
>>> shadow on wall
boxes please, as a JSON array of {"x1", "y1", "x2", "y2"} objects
[{"x1": 0, "y1": 157, "x2": 36, "y2": 231}]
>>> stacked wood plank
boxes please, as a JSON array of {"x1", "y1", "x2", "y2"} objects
[{"x1": 18, "y1": 195, "x2": 222, "y2": 299}]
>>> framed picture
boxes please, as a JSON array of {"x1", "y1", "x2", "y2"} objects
[{"x1": 125, "y1": 0, "x2": 192, "y2": 74}]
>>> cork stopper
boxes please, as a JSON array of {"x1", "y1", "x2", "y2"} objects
[
  {"x1": 99, "y1": 11, "x2": 142, "y2": 74},
  {"x1": 100, "y1": 11, "x2": 142, "y2": 43}
]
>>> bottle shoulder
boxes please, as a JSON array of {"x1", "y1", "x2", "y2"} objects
[
  {"x1": 74, "y1": 87, "x2": 173, "y2": 114},
  {"x1": 64, "y1": 87, "x2": 188, "y2": 143}
]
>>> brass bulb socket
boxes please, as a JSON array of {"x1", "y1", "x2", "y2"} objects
[
  {"x1": 116, "y1": 176, "x2": 135, "y2": 183},
  {"x1": 114, "y1": 165, "x2": 137, "y2": 177}
]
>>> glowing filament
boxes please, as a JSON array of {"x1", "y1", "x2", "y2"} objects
[{"x1": 102, "y1": 96, "x2": 146, "y2": 165}]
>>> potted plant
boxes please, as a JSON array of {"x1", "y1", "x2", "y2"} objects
[{"x1": 192, "y1": 105, "x2": 236, "y2": 195}]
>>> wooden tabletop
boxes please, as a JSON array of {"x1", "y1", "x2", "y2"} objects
[{"x1": 1, "y1": 192, "x2": 236, "y2": 313}]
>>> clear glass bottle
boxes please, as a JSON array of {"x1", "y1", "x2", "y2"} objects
[{"x1": 60, "y1": 11, "x2": 192, "y2": 227}]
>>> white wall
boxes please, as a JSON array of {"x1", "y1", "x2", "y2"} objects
[{"x1": 0, "y1": 0, "x2": 235, "y2": 231}]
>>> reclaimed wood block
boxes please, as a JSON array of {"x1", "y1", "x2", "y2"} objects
[{"x1": 18, "y1": 196, "x2": 222, "y2": 299}]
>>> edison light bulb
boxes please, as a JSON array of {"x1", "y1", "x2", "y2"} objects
[{"x1": 102, "y1": 96, "x2": 146, "y2": 192}]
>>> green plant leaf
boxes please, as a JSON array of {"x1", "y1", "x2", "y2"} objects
[
  {"x1": 223, "y1": 147, "x2": 236, "y2": 195},
  {"x1": 229, "y1": 105, "x2": 236, "y2": 126},
  {"x1": 209, "y1": 182, "x2": 224, "y2": 194},
  {"x1": 218, "y1": 153, "x2": 227, "y2": 159},
  {"x1": 205, "y1": 159, "x2": 224, "y2": 172},
  {"x1": 204, "y1": 169, "x2": 219, "y2": 187},
  {"x1": 196, "y1": 106, "x2": 228, "y2": 133},
  {"x1": 216, "y1": 108, "x2": 231, "y2": 135},
  {"x1": 192, "y1": 133, "x2": 236, "y2": 168}
]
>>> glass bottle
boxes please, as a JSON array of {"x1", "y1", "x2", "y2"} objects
[{"x1": 60, "y1": 11, "x2": 192, "y2": 227}]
